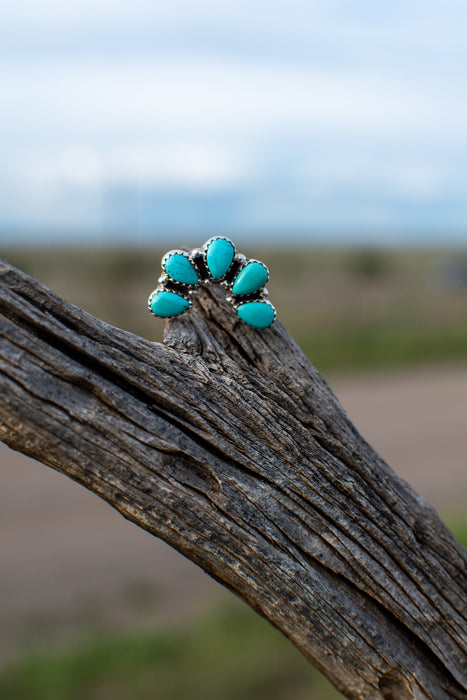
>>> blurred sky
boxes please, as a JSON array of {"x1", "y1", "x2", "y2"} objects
[{"x1": 1, "y1": 0, "x2": 467, "y2": 245}]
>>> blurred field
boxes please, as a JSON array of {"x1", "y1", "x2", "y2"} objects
[
  {"x1": 1, "y1": 245, "x2": 466, "y2": 699},
  {"x1": 0, "y1": 602, "x2": 345, "y2": 700},
  {"x1": 3, "y1": 245, "x2": 467, "y2": 372}
]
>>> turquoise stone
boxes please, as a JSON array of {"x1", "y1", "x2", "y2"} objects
[
  {"x1": 205, "y1": 237, "x2": 235, "y2": 279},
  {"x1": 164, "y1": 252, "x2": 199, "y2": 285},
  {"x1": 236, "y1": 301, "x2": 275, "y2": 328},
  {"x1": 149, "y1": 290, "x2": 190, "y2": 317},
  {"x1": 232, "y1": 261, "x2": 268, "y2": 295}
]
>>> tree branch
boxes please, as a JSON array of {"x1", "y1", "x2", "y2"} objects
[{"x1": 0, "y1": 259, "x2": 466, "y2": 699}]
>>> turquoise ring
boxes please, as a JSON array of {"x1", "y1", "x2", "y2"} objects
[{"x1": 148, "y1": 236, "x2": 276, "y2": 328}]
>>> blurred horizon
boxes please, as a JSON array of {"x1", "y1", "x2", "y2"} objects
[
  {"x1": 2, "y1": 230, "x2": 467, "y2": 248},
  {"x1": 2, "y1": 1, "x2": 467, "y2": 245}
]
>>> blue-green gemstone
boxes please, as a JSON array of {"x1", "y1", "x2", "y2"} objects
[
  {"x1": 150, "y1": 290, "x2": 190, "y2": 318},
  {"x1": 236, "y1": 301, "x2": 275, "y2": 328},
  {"x1": 164, "y1": 252, "x2": 199, "y2": 285},
  {"x1": 232, "y1": 261, "x2": 268, "y2": 295},
  {"x1": 205, "y1": 237, "x2": 235, "y2": 279}
]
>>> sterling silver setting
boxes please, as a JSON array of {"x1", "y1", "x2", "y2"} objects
[{"x1": 148, "y1": 236, "x2": 276, "y2": 328}]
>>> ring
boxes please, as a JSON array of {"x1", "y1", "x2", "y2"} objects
[{"x1": 148, "y1": 236, "x2": 276, "y2": 329}]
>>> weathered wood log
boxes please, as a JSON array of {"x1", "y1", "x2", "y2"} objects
[{"x1": 0, "y1": 258, "x2": 466, "y2": 699}]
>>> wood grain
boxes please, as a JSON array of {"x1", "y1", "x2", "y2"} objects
[{"x1": 0, "y1": 259, "x2": 466, "y2": 699}]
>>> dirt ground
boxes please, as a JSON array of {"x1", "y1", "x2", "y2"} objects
[{"x1": 1, "y1": 363, "x2": 466, "y2": 662}]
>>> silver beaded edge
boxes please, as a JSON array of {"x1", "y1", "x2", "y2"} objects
[
  {"x1": 161, "y1": 249, "x2": 199, "y2": 286},
  {"x1": 231, "y1": 297, "x2": 277, "y2": 328},
  {"x1": 200, "y1": 235, "x2": 237, "y2": 283},
  {"x1": 228, "y1": 258, "x2": 269, "y2": 295},
  {"x1": 147, "y1": 286, "x2": 193, "y2": 317}
]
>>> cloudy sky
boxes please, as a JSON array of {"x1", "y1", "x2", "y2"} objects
[{"x1": 1, "y1": 1, "x2": 467, "y2": 244}]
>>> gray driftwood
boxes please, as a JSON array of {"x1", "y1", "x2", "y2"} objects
[{"x1": 0, "y1": 258, "x2": 466, "y2": 699}]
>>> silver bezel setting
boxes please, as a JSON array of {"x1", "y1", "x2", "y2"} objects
[
  {"x1": 228, "y1": 258, "x2": 270, "y2": 296},
  {"x1": 147, "y1": 286, "x2": 193, "y2": 317},
  {"x1": 161, "y1": 249, "x2": 199, "y2": 286},
  {"x1": 201, "y1": 235, "x2": 237, "y2": 282},
  {"x1": 233, "y1": 298, "x2": 277, "y2": 327}
]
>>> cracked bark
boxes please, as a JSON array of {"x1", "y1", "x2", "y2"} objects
[{"x1": 0, "y1": 258, "x2": 466, "y2": 699}]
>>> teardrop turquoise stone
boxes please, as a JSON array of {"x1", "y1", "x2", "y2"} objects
[
  {"x1": 205, "y1": 238, "x2": 235, "y2": 279},
  {"x1": 236, "y1": 301, "x2": 275, "y2": 328},
  {"x1": 150, "y1": 290, "x2": 190, "y2": 317},
  {"x1": 164, "y1": 253, "x2": 199, "y2": 285},
  {"x1": 232, "y1": 261, "x2": 268, "y2": 295}
]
